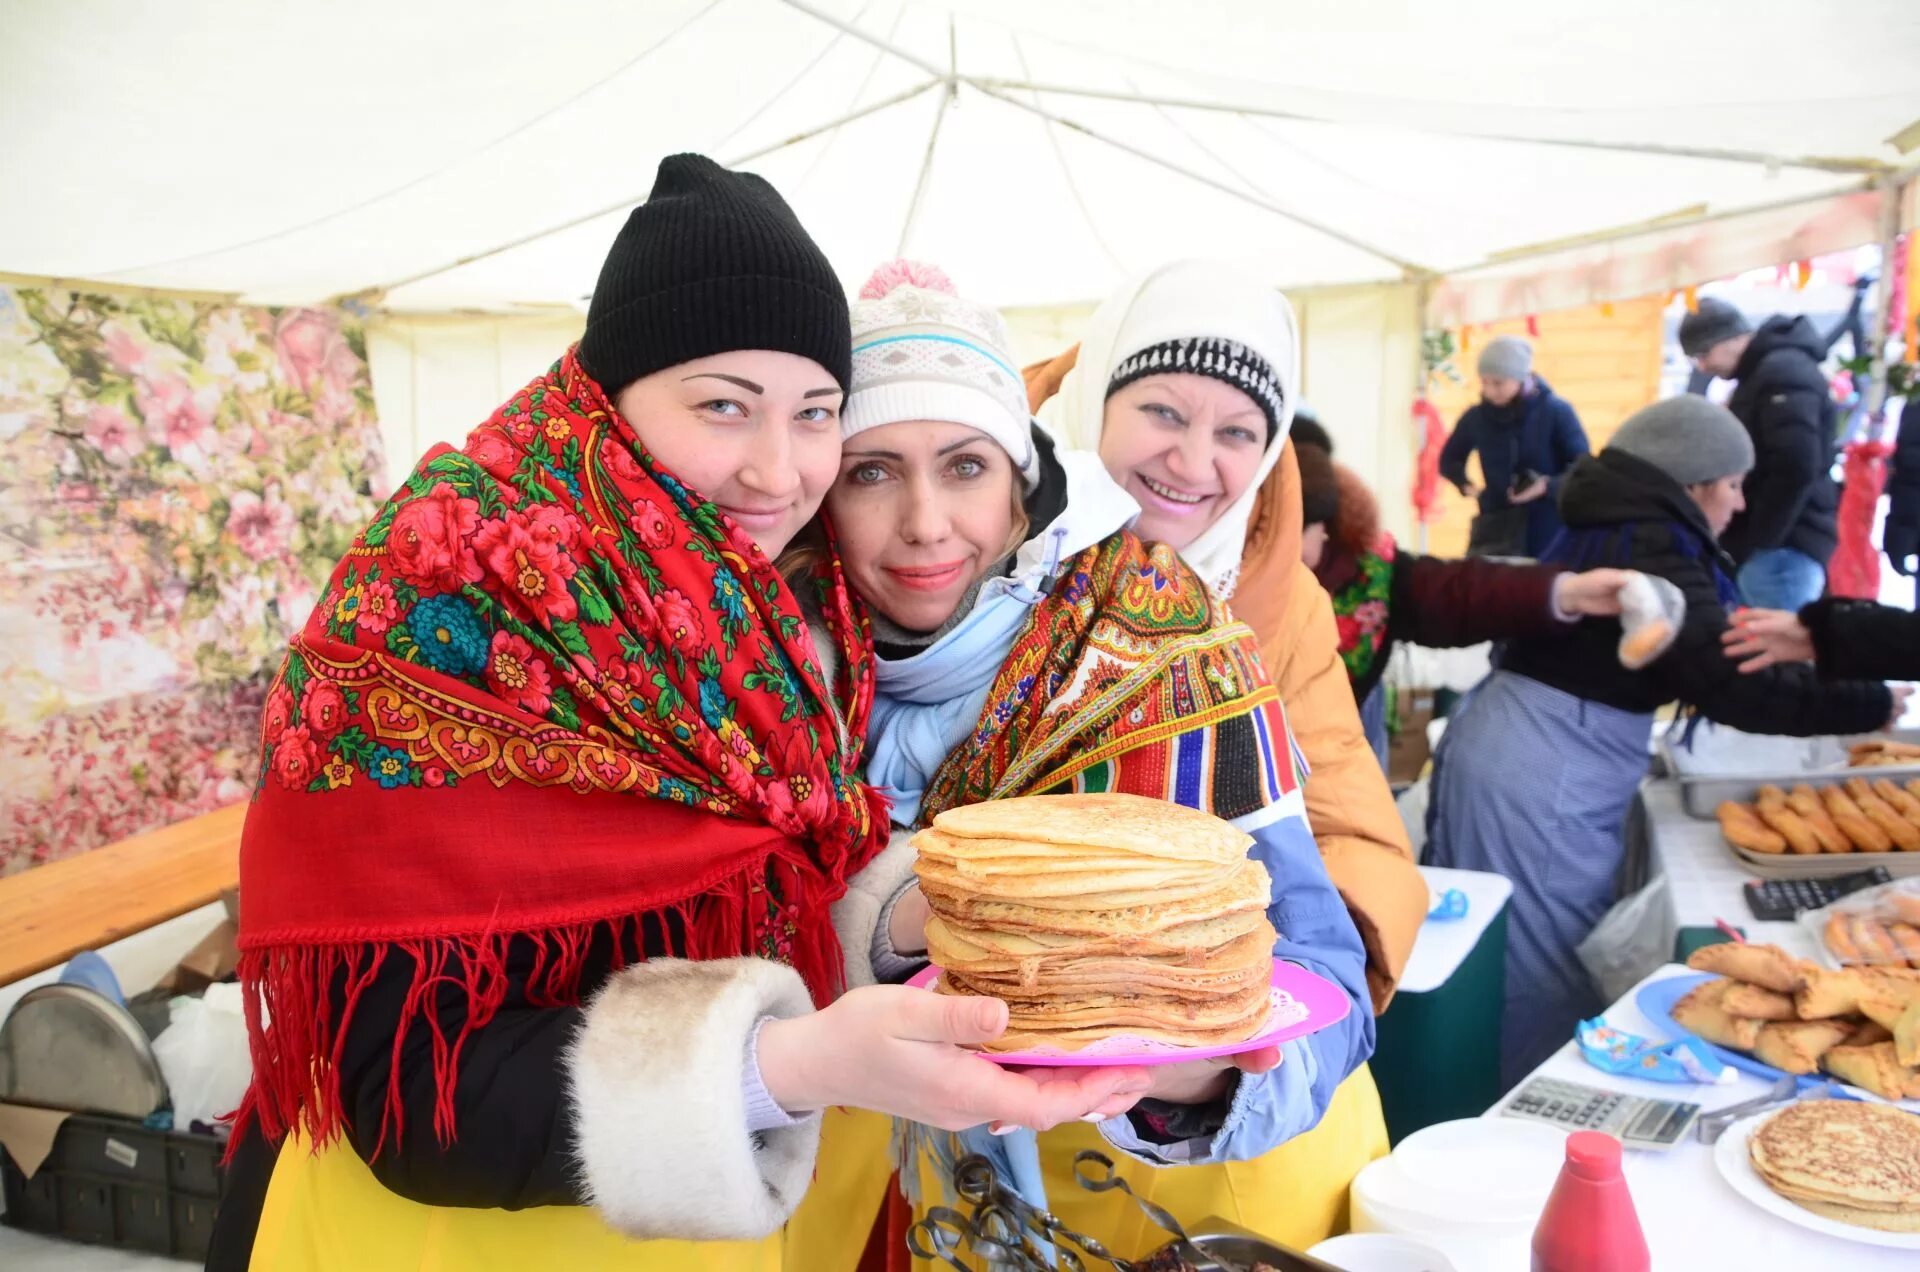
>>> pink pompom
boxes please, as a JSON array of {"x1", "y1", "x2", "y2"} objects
[{"x1": 859, "y1": 259, "x2": 956, "y2": 300}]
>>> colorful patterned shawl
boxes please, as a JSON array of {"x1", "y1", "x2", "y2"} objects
[
  {"x1": 917, "y1": 529, "x2": 1303, "y2": 825},
  {"x1": 1326, "y1": 535, "x2": 1397, "y2": 688},
  {"x1": 235, "y1": 349, "x2": 887, "y2": 1153}
]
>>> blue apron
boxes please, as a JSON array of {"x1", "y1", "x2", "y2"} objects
[{"x1": 1424, "y1": 669, "x2": 1652, "y2": 1085}]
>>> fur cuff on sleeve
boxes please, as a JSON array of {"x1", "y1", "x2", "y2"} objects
[
  {"x1": 832, "y1": 825, "x2": 921, "y2": 989},
  {"x1": 566, "y1": 957, "x2": 819, "y2": 1242}
]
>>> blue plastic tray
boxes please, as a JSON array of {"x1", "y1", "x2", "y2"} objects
[{"x1": 1635, "y1": 972, "x2": 1819, "y2": 1089}]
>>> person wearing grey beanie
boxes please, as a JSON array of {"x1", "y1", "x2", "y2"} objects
[
  {"x1": 1439, "y1": 335, "x2": 1591, "y2": 557},
  {"x1": 1425, "y1": 392, "x2": 1896, "y2": 1085}
]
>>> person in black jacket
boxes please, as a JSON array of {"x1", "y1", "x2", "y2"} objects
[
  {"x1": 1885, "y1": 394, "x2": 1920, "y2": 576},
  {"x1": 1679, "y1": 298, "x2": 1839, "y2": 609},
  {"x1": 1725, "y1": 597, "x2": 1920, "y2": 690},
  {"x1": 1293, "y1": 423, "x2": 1636, "y2": 765},
  {"x1": 1437, "y1": 336, "x2": 1590, "y2": 558},
  {"x1": 1426, "y1": 395, "x2": 1895, "y2": 1084}
]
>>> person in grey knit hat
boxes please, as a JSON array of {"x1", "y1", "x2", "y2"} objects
[
  {"x1": 1477, "y1": 335, "x2": 1533, "y2": 383},
  {"x1": 1426, "y1": 387, "x2": 1894, "y2": 1085},
  {"x1": 1440, "y1": 333, "x2": 1591, "y2": 557},
  {"x1": 1607, "y1": 395, "x2": 1755, "y2": 492},
  {"x1": 1676, "y1": 298, "x2": 1753, "y2": 367}
]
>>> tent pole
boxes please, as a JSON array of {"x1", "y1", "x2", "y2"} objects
[
  {"x1": 895, "y1": 20, "x2": 957, "y2": 255},
  {"x1": 970, "y1": 84, "x2": 1430, "y2": 277},
  {"x1": 1867, "y1": 172, "x2": 1910, "y2": 433},
  {"x1": 967, "y1": 78, "x2": 1890, "y2": 177},
  {"x1": 362, "y1": 78, "x2": 942, "y2": 301},
  {"x1": 1414, "y1": 275, "x2": 1432, "y2": 557}
]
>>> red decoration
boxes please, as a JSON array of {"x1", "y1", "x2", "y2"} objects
[
  {"x1": 1412, "y1": 397, "x2": 1448, "y2": 525},
  {"x1": 1526, "y1": 313, "x2": 1541, "y2": 339},
  {"x1": 1831, "y1": 438, "x2": 1894, "y2": 599}
]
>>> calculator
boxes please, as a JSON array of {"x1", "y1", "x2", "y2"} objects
[
  {"x1": 1499, "y1": 1076, "x2": 1701, "y2": 1150},
  {"x1": 1743, "y1": 867, "x2": 1893, "y2": 921}
]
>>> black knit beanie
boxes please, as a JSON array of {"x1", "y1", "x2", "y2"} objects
[{"x1": 579, "y1": 154, "x2": 851, "y2": 397}]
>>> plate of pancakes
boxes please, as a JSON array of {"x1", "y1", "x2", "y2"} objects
[
  {"x1": 1714, "y1": 1099, "x2": 1920, "y2": 1247},
  {"x1": 907, "y1": 793, "x2": 1352, "y2": 1065}
]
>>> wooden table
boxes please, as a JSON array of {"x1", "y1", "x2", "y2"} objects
[{"x1": 0, "y1": 804, "x2": 244, "y2": 987}]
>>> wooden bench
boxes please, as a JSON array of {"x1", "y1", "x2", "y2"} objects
[{"x1": 0, "y1": 803, "x2": 244, "y2": 987}]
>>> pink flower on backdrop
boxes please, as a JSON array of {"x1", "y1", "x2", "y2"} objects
[
  {"x1": 84, "y1": 404, "x2": 141, "y2": 463},
  {"x1": 277, "y1": 570, "x2": 319, "y2": 631},
  {"x1": 274, "y1": 310, "x2": 359, "y2": 401},
  {"x1": 227, "y1": 488, "x2": 296, "y2": 561},
  {"x1": 101, "y1": 320, "x2": 148, "y2": 376},
  {"x1": 136, "y1": 374, "x2": 217, "y2": 463},
  {"x1": 388, "y1": 482, "x2": 484, "y2": 592}
]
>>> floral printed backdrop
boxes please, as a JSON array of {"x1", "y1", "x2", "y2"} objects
[{"x1": 0, "y1": 286, "x2": 387, "y2": 874}]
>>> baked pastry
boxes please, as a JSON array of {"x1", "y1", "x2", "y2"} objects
[
  {"x1": 1720, "y1": 981, "x2": 1797, "y2": 1021},
  {"x1": 1670, "y1": 978, "x2": 1763, "y2": 1050},
  {"x1": 1892, "y1": 890, "x2": 1920, "y2": 925},
  {"x1": 1824, "y1": 1041, "x2": 1920, "y2": 1103},
  {"x1": 1786, "y1": 784, "x2": 1850, "y2": 854},
  {"x1": 1749, "y1": 1100, "x2": 1920, "y2": 1232},
  {"x1": 1846, "y1": 778, "x2": 1920, "y2": 851},
  {"x1": 1685, "y1": 942, "x2": 1807, "y2": 994},
  {"x1": 1873, "y1": 778, "x2": 1920, "y2": 825},
  {"x1": 1823, "y1": 911, "x2": 1862, "y2": 965},
  {"x1": 1889, "y1": 921, "x2": 1920, "y2": 968},
  {"x1": 1821, "y1": 785, "x2": 1895, "y2": 853},
  {"x1": 1846, "y1": 1019, "x2": 1895, "y2": 1047},
  {"x1": 916, "y1": 794, "x2": 1276, "y2": 1052},
  {"x1": 1751, "y1": 1019, "x2": 1853, "y2": 1074},
  {"x1": 1753, "y1": 801, "x2": 1823, "y2": 856},
  {"x1": 1717, "y1": 801, "x2": 1786, "y2": 855}
]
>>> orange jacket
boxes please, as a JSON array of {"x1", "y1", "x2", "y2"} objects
[{"x1": 1025, "y1": 348, "x2": 1425, "y2": 1010}]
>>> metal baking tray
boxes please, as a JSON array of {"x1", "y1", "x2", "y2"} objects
[
  {"x1": 1662, "y1": 727, "x2": 1920, "y2": 820},
  {"x1": 1697, "y1": 767, "x2": 1920, "y2": 879}
]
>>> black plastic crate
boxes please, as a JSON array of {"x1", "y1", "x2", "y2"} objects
[{"x1": 1, "y1": 1111, "x2": 226, "y2": 1261}]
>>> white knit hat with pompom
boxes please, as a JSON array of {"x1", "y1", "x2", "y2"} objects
[{"x1": 843, "y1": 259, "x2": 1040, "y2": 490}]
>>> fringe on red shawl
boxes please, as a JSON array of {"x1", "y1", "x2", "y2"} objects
[{"x1": 229, "y1": 844, "x2": 863, "y2": 1160}]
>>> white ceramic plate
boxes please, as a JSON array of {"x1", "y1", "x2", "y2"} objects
[{"x1": 1712, "y1": 1108, "x2": 1920, "y2": 1250}]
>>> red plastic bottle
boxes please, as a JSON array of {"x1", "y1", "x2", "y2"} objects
[{"x1": 1530, "y1": 1131, "x2": 1651, "y2": 1272}]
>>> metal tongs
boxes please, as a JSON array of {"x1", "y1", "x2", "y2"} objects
[
  {"x1": 907, "y1": 1149, "x2": 1255, "y2": 1271},
  {"x1": 1695, "y1": 1074, "x2": 1807, "y2": 1144},
  {"x1": 1073, "y1": 1151, "x2": 1249, "y2": 1272}
]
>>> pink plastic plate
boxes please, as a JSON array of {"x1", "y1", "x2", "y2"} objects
[{"x1": 904, "y1": 961, "x2": 1352, "y2": 1066}]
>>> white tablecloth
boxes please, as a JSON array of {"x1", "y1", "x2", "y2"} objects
[
  {"x1": 1640, "y1": 778, "x2": 1815, "y2": 956},
  {"x1": 1399, "y1": 866, "x2": 1511, "y2": 994},
  {"x1": 1489, "y1": 963, "x2": 1912, "y2": 1271}
]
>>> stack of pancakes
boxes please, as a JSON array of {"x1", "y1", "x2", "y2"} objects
[
  {"x1": 1749, "y1": 1101, "x2": 1920, "y2": 1233},
  {"x1": 914, "y1": 793, "x2": 1275, "y2": 1052}
]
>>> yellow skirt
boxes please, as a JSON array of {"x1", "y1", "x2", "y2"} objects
[
  {"x1": 906, "y1": 1066, "x2": 1389, "y2": 1263},
  {"x1": 251, "y1": 1107, "x2": 895, "y2": 1271}
]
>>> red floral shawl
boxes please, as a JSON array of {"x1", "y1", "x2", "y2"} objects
[{"x1": 235, "y1": 350, "x2": 887, "y2": 1151}]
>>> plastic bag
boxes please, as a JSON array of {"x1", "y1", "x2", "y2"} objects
[
  {"x1": 1615, "y1": 572, "x2": 1685, "y2": 669},
  {"x1": 1801, "y1": 877, "x2": 1920, "y2": 970},
  {"x1": 150, "y1": 982, "x2": 252, "y2": 1131},
  {"x1": 1577, "y1": 873, "x2": 1677, "y2": 1006}
]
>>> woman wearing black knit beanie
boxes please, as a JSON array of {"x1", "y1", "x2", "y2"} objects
[{"x1": 212, "y1": 154, "x2": 1148, "y2": 1271}]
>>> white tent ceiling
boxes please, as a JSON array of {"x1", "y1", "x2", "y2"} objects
[{"x1": 4, "y1": 0, "x2": 1918, "y2": 315}]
